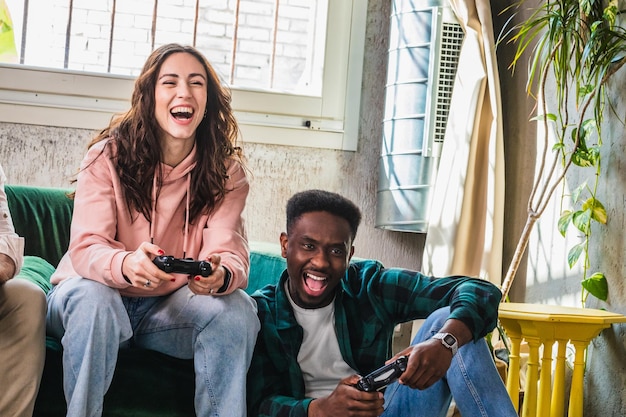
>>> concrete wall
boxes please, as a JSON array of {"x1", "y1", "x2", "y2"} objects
[{"x1": 0, "y1": 0, "x2": 426, "y2": 272}]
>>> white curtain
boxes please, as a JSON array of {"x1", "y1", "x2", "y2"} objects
[{"x1": 421, "y1": 0, "x2": 504, "y2": 285}]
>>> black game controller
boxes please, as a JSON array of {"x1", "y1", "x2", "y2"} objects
[
  {"x1": 356, "y1": 356, "x2": 408, "y2": 392},
  {"x1": 153, "y1": 256, "x2": 212, "y2": 277}
]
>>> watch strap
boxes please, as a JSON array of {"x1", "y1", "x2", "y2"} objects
[{"x1": 217, "y1": 267, "x2": 232, "y2": 293}]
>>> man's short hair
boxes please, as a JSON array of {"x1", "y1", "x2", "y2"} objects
[{"x1": 286, "y1": 190, "x2": 362, "y2": 240}]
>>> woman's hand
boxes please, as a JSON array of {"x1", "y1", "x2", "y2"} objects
[
  {"x1": 308, "y1": 375, "x2": 384, "y2": 417},
  {"x1": 187, "y1": 254, "x2": 228, "y2": 296},
  {"x1": 121, "y1": 242, "x2": 173, "y2": 290}
]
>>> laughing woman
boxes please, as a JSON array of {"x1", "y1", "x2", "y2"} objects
[{"x1": 46, "y1": 43, "x2": 260, "y2": 417}]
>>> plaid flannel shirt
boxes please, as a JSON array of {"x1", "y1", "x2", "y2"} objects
[{"x1": 246, "y1": 259, "x2": 502, "y2": 417}]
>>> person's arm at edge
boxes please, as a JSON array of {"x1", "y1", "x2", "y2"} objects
[
  {"x1": 65, "y1": 143, "x2": 132, "y2": 288},
  {"x1": 445, "y1": 277, "x2": 503, "y2": 341},
  {"x1": 0, "y1": 164, "x2": 24, "y2": 284}
]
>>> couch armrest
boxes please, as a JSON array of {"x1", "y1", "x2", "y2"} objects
[
  {"x1": 5, "y1": 185, "x2": 74, "y2": 267},
  {"x1": 14, "y1": 255, "x2": 55, "y2": 294}
]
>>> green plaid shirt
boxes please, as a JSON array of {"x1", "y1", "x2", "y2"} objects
[{"x1": 246, "y1": 260, "x2": 502, "y2": 417}]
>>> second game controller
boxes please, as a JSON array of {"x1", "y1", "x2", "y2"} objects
[{"x1": 356, "y1": 356, "x2": 408, "y2": 392}]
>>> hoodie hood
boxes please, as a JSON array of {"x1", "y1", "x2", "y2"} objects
[{"x1": 158, "y1": 145, "x2": 197, "y2": 184}]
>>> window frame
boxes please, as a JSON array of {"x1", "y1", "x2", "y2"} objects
[{"x1": 0, "y1": 0, "x2": 366, "y2": 151}]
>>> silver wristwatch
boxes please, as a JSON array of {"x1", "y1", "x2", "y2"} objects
[{"x1": 432, "y1": 332, "x2": 458, "y2": 356}]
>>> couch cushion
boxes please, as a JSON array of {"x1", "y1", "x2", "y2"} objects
[
  {"x1": 5, "y1": 185, "x2": 73, "y2": 267},
  {"x1": 37, "y1": 348, "x2": 195, "y2": 417},
  {"x1": 247, "y1": 241, "x2": 285, "y2": 294},
  {"x1": 15, "y1": 255, "x2": 55, "y2": 294}
]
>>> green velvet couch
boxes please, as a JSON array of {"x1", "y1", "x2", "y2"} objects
[{"x1": 6, "y1": 184, "x2": 287, "y2": 417}]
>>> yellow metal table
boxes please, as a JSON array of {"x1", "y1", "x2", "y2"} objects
[{"x1": 498, "y1": 303, "x2": 626, "y2": 417}]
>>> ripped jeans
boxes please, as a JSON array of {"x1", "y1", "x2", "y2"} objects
[
  {"x1": 46, "y1": 277, "x2": 260, "y2": 417},
  {"x1": 382, "y1": 307, "x2": 517, "y2": 417}
]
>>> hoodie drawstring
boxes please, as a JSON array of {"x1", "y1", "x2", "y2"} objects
[
  {"x1": 183, "y1": 173, "x2": 191, "y2": 258},
  {"x1": 150, "y1": 174, "x2": 157, "y2": 245},
  {"x1": 150, "y1": 170, "x2": 191, "y2": 259}
]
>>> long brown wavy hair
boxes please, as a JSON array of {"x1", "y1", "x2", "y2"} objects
[{"x1": 86, "y1": 43, "x2": 244, "y2": 223}]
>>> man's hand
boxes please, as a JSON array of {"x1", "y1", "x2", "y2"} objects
[
  {"x1": 308, "y1": 375, "x2": 384, "y2": 417},
  {"x1": 393, "y1": 318, "x2": 472, "y2": 390},
  {"x1": 0, "y1": 253, "x2": 16, "y2": 284},
  {"x1": 393, "y1": 339, "x2": 453, "y2": 390}
]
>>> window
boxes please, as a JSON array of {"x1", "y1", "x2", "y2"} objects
[{"x1": 0, "y1": 0, "x2": 366, "y2": 150}]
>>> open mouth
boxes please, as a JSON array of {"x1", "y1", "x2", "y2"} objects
[
  {"x1": 170, "y1": 106, "x2": 194, "y2": 120},
  {"x1": 304, "y1": 272, "x2": 328, "y2": 294}
]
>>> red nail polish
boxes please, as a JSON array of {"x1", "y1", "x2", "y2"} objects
[
  {"x1": 158, "y1": 250, "x2": 165, "y2": 255},
  {"x1": 194, "y1": 276, "x2": 200, "y2": 281}
]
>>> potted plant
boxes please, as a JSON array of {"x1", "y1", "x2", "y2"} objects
[
  {"x1": 499, "y1": 0, "x2": 626, "y2": 304},
  {"x1": 492, "y1": 2, "x2": 626, "y2": 414}
]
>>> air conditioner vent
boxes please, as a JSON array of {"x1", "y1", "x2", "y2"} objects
[
  {"x1": 376, "y1": 1, "x2": 463, "y2": 233},
  {"x1": 433, "y1": 22, "x2": 464, "y2": 145}
]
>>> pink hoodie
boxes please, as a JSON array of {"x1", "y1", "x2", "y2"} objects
[{"x1": 51, "y1": 139, "x2": 250, "y2": 297}]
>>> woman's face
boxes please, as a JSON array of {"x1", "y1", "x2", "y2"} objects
[{"x1": 154, "y1": 52, "x2": 208, "y2": 148}]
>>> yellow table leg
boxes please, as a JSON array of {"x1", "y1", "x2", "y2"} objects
[
  {"x1": 550, "y1": 340, "x2": 567, "y2": 417},
  {"x1": 538, "y1": 339, "x2": 554, "y2": 417},
  {"x1": 506, "y1": 333, "x2": 522, "y2": 413},
  {"x1": 568, "y1": 340, "x2": 589, "y2": 417},
  {"x1": 521, "y1": 336, "x2": 540, "y2": 417}
]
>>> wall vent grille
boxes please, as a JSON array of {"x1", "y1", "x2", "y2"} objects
[
  {"x1": 375, "y1": 1, "x2": 464, "y2": 233},
  {"x1": 433, "y1": 22, "x2": 464, "y2": 147}
]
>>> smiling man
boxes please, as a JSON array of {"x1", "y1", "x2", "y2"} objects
[{"x1": 247, "y1": 189, "x2": 517, "y2": 417}]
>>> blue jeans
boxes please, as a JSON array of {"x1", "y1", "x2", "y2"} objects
[
  {"x1": 382, "y1": 308, "x2": 517, "y2": 417},
  {"x1": 46, "y1": 277, "x2": 260, "y2": 417}
]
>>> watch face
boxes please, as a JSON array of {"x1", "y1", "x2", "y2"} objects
[{"x1": 443, "y1": 334, "x2": 456, "y2": 346}]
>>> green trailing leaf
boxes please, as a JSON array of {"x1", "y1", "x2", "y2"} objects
[
  {"x1": 558, "y1": 210, "x2": 574, "y2": 237},
  {"x1": 571, "y1": 182, "x2": 587, "y2": 204},
  {"x1": 572, "y1": 149, "x2": 595, "y2": 167},
  {"x1": 570, "y1": 126, "x2": 588, "y2": 151},
  {"x1": 530, "y1": 113, "x2": 557, "y2": 122},
  {"x1": 588, "y1": 144, "x2": 601, "y2": 165},
  {"x1": 583, "y1": 197, "x2": 608, "y2": 224},
  {"x1": 567, "y1": 243, "x2": 585, "y2": 268},
  {"x1": 572, "y1": 209, "x2": 592, "y2": 234},
  {"x1": 582, "y1": 118, "x2": 597, "y2": 136},
  {"x1": 582, "y1": 272, "x2": 608, "y2": 301}
]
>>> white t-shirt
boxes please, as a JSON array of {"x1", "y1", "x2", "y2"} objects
[{"x1": 285, "y1": 282, "x2": 358, "y2": 398}]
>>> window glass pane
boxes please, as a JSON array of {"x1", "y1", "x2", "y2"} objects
[
  {"x1": 70, "y1": 0, "x2": 115, "y2": 73},
  {"x1": 4, "y1": 0, "x2": 327, "y2": 95},
  {"x1": 14, "y1": 0, "x2": 69, "y2": 68},
  {"x1": 110, "y1": 0, "x2": 156, "y2": 74}
]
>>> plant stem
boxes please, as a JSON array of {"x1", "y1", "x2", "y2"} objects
[{"x1": 501, "y1": 215, "x2": 538, "y2": 300}]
